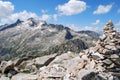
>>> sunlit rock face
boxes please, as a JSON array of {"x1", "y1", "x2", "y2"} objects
[{"x1": 0, "y1": 18, "x2": 98, "y2": 60}]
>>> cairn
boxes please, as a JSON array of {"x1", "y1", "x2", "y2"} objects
[{"x1": 81, "y1": 20, "x2": 120, "y2": 76}]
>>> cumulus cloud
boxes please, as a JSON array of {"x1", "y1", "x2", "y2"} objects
[
  {"x1": 0, "y1": 11, "x2": 52, "y2": 25},
  {"x1": 115, "y1": 21, "x2": 120, "y2": 32},
  {"x1": 56, "y1": 0, "x2": 87, "y2": 16},
  {"x1": 0, "y1": 1, "x2": 40, "y2": 25},
  {"x1": 0, "y1": 0, "x2": 53, "y2": 25},
  {"x1": 92, "y1": 20, "x2": 101, "y2": 25},
  {"x1": 41, "y1": 9, "x2": 48, "y2": 14},
  {"x1": 67, "y1": 24, "x2": 102, "y2": 32},
  {"x1": 93, "y1": 4, "x2": 112, "y2": 14},
  {"x1": 79, "y1": 26, "x2": 102, "y2": 32},
  {"x1": 53, "y1": 14, "x2": 58, "y2": 21},
  {"x1": 0, "y1": 0, "x2": 14, "y2": 18},
  {"x1": 67, "y1": 24, "x2": 81, "y2": 31},
  {"x1": 40, "y1": 14, "x2": 51, "y2": 21},
  {"x1": 116, "y1": 21, "x2": 120, "y2": 26},
  {"x1": 0, "y1": 10, "x2": 39, "y2": 25}
]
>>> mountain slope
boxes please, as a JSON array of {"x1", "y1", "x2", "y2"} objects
[
  {"x1": 78, "y1": 30, "x2": 100, "y2": 39},
  {"x1": 0, "y1": 18, "x2": 98, "y2": 60}
]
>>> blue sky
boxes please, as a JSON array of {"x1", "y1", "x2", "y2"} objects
[{"x1": 0, "y1": 0, "x2": 120, "y2": 32}]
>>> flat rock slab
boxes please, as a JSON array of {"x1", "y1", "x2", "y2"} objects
[
  {"x1": 11, "y1": 73, "x2": 38, "y2": 80},
  {"x1": 34, "y1": 54, "x2": 57, "y2": 67}
]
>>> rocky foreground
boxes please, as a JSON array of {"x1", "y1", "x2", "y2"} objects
[{"x1": 0, "y1": 21, "x2": 120, "y2": 80}]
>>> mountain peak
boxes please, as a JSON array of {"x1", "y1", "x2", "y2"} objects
[
  {"x1": 27, "y1": 17, "x2": 36, "y2": 21},
  {"x1": 26, "y1": 17, "x2": 47, "y2": 27},
  {"x1": 0, "y1": 19, "x2": 23, "y2": 31},
  {"x1": 16, "y1": 19, "x2": 23, "y2": 24}
]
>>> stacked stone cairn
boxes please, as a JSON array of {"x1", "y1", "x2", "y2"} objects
[
  {"x1": 94, "y1": 20, "x2": 120, "y2": 71},
  {"x1": 79, "y1": 20, "x2": 120, "y2": 79}
]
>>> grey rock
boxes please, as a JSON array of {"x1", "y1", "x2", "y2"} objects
[
  {"x1": 0, "y1": 75, "x2": 10, "y2": 80},
  {"x1": 0, "y1": 18, "x2": 97, "y2": 60},
  {"x1": 0, "y1": 61, "x2": 15, "y2": 74},
  {"x1": 103, "y1": 59, "x2": 112, "y2": 65},
  {"x1": 34, "y1": 54, "x2": 57, "y2": 67},
  {"x1": 11, "y1": 73, "x2": 38, "y2": 80},
  {"x1": 105, "y1": 45, "x2": 116, "y2": 50},
  {"x1": 110, "y1": 54, "x2": 119, "y2": 59},
  {"x1": 77, "y1": 69, "x2": 105, "y2": 80},
  {"x1": 91, "y1": 52, "x2": 104, "y2": 60}
]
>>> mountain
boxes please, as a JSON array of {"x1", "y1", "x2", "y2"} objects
[
  {"x1": 0, "y1": 18, "x2": 98, "y2": 60},
  {"x1": 78, "y1": 30, "x2": 100, "y2": 39},
  {"x1": 0, "y1": 19, "x2": 23, "y2": 31}
]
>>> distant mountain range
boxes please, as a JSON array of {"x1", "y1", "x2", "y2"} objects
[
  {"x1": 78, "y1": 30, "x2": 100, "y2": 39},
  {"x1": 0, "y1": 18, "x2": 99, "y2": 60}
]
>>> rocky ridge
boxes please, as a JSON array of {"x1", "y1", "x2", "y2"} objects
[
  {"x1": 0, "y1": 21, "x2": 120, "y2": 80},
  {"x1": 0, "y1": 18, "x2": 97, "y2": 60}
]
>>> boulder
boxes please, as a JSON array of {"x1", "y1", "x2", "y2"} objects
[
  {"x1": 0, "y1": 75, "x2": 10, "y2": 80},
  {"x1": 49, "y1": 52, "x2": 76, "y2": 66},
  {"x1": 11, "y1": 73, "x2": 38, "y2": 80},
  {"x1": 91, "y1": 52, "x2": 104, "y2": 60},
  {"x1": 0, "y1": 61, "x2": 7, "y2": 73},
  {"x1": 13, "y1": 57, "x2": 29, "y2": 66},
  {"x1": 34, "y1": 54, "x2": 57, "y2": 67},
  {"x1": 0, "y1": 61, "x2": 15, "y2": 74},
  {"x1": 85, "y1": 60, "x2": 96, "y2": 69},
  {"x1": 38, "y1": 64, "x2": 66, "y2": 80},
  {"x1": 16, "y1": 54, "x2": 57, "y2": 73},
  {"x1": 77, "y1": 69, "x2": 105, "y2": 80},
  {"x1": 105, "y1": 45, "x2": 117, "y2": 50},
  {"x1": 110, "y1": 54, "x2": 119, "y2": 59},
  {"x1": 103, "y1": 59, "x2": 112, "y2": 65}
]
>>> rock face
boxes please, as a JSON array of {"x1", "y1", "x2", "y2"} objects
[
  {"x1": 0, "y1": 18, "x2": 97, "y2": 60},
  {"x1": 0, "y1": 21, "x2": 120, "y2": 80}
]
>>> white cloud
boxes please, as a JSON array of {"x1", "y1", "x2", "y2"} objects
[
  {"x1": 0, "y1": 10, "x2": 39, "y2": 25},
  {"x1": 93, "y1": 4, "x2": 112, "y2": 14},
  {"x1": 0, "y1": 1, "x2": 40, "y2": 25},
  {"x1": 79, "y1": 26, "x2": 102, "y2": 32},
  {"x1": 67, "y1": 24, "x2": 81, "y2": 31},
  {"x1": 115, "y1": 21, "x2": 120, "y2": 32},
  {"x1": 116, "y1": 21, "x2": 120, "y2": 26},
  {"x1": 0, "y1": 0, "x2": 52, "y2": 25},
  {"x1": 92, "y1": 20, "x2": 101, "y2": 25},
  {"x1": 67, "y1": 24, "x2": 102, "y2": 32},
  {"x1": 56, "y1": 0, "x2": 87, "y2": 16},
  {"x1": 53, "y1": 14, "x2": 58, "y2": 21},
  {"x1": 0, "y1": 10, "x2": 52, "y2": 25},
  {"x1": 41, "y1": 9, "x2": 48, "y2": 14},
  {"x1": 0, "y1": 0, "x2": 14, "y2": 18},
  {"x1": 40, "y1": 14, "x2": 51, "y2": 21}
]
